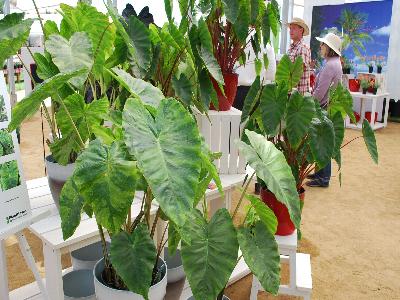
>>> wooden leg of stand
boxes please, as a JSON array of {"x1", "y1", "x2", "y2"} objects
[{"x1": 0, "y1": 240, "x2": 10, "y2": 300}]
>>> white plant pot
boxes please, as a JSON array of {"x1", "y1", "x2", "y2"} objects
[
  {"x1": 93, "y1": 258, "x2": 167, "y2": 300},
  {"x1": 63, "y1": 270, "x2": 96, "y2": 300},
  {"x1": 71, "y1": 241, "x2": 109, "y2": 271},
  {"x1": 164, "y1": 247, "x2": 185, "y2": 283},
  {"x1": 45, "y1": 155, "x2": 75, "y2": 210},
  {"x1": 187, "y1": 296, "x2": 230, "y2": 300}
]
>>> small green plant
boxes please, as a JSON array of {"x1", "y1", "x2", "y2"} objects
[
  {"x1": 0, "y1": 129, "x2": 14, "y2": 156},
  {"x1": 360, "y1": 79, "x2": 370, "y2": 89},
  {"x1": 0, "y1": 95, "x2": 7, "y2": 122},
  {"x1": 0, "y1": 160, "x2": 20, "y2": 191}
]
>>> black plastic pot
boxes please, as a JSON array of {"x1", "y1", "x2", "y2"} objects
[
  {"x1": 377, "y1": 66, "x2": 382, "y2": 73},
  {"x1": 362, "y1": 88, "x2": 368, "y2": 94},
  {"x1": 368, "y1": 66, "x2": 373, "y2": 73}
]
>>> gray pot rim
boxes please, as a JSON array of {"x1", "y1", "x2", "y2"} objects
[{"x1": 93, "y1": 257, "x2": 167, "y2": 294}]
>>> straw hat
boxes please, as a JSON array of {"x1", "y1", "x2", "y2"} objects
[
  {"x1": 287, "y1": 18, "x2": 310, "y2": 36},
  {"x1": 316, "y1": 32, "x2": 342, "y2": 56}
]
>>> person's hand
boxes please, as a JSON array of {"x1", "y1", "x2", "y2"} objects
[{"x1": 310, "y1": 59, "x2": 316, "y2": 69}]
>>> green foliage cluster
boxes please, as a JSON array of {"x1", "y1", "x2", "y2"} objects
[
  {"x1": 0, "y1": 95, "x2": 7, "y2": 122},
  {"x1": 0, "y1": 160, "x2": 20, "y2": 191},
  {"x1": 0, "y1": 129, "x2": 14, "y2": 157}
]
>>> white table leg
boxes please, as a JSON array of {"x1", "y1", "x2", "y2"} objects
[
  {"x1": 289, "y1": 251, "x2": 296, "y2": 289},
  {"x1": 43, "y1": 243, "x2": 63, "y2": 300},
  {"x1": 16, "y1": 232, "x2": 49, "y2": 300},
  {"x1": 360, "y1": 98, "x2": 366, "y2": 124},
  {"x1": 370, "y1": 97, "x2": 377, "y2": 128},
  {"x1": 383, "y1": 97, "x2": 390, "y2": 127},
  {"x1": 0, "y1": 240, "x2": 10, "y2": 300},
  {"x1": 249, "y1": 275, "x2": 260, "y2": 300}
]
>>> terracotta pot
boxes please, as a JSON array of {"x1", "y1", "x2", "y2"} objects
[
  {"x1": 210, "y1": 73, "x2": 239, "y2": 111},
  {"x1": 348, "y1": 79, "x2": 360, "y2": 92},
  {"x1": 260, "y1": 188, "x2": 305, "y2": 236}
]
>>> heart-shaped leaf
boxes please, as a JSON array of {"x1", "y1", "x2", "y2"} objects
[
  {"x1": 241, "y1": 76, "x2": 260, "y2": 123},
  {"x1": 330, "y1": 112, "x2": 345, "y2": 158},
  {"x1": 243, "y1": 193, "x2": 277, "y2": 235},
  {"x1": 111, "y1": 68, "x2": 164, "y2": 107},
  {"x1": 286, "y1": 93, "x2": 316, "y2": 149},
  {"x1": 72, "y1": 140, "x2": 137, "y2": 233},
  {"x1": 260, "y1": 83, "x2": 288, "y2": 134},
  {"x1": 276, "y1": 55, "x2": 303, "y2": 91},
  {"x1": 123, "y1": 98, "x2": 202, "y2": 228},
  {"x1": 309, "y1": 116, "x2": 335, "y2": 169},
  {"x1": 237, "y1": 222, "x2": 280, "y2": 295},
  {"x1": 46, "y1": 32, "x2": 93, "y2": 87},
  {"x1": 362, "y1": 119, "x2": 378, "y2": 164},
  {"x1": 236, "y1": 130, "x2": 301, "y2": 230},
  {"x1": 200, "y1": 46, "x2": 224, "y2": 85},
  {"x1": 110, "y1": 223, "x2": 157, "y2": 299},
  {"x1": 172, "y1": 74, "x2": 193, "y2": 106},
  {"x1": 60, "y1": 177, "x2": 84, "y2": 240},
  {"x1": 222, "y1": 0, "x2": 240, "y2": 23},
  {"x1": 8, "y1": 69, "x2": 87, "y2": 132},
  {"x1": 0, "y1": 13, "x2": 33, "y2": 65},
  {"x1": 181, "y1": 209, "x2": 238, "y2": 300}
]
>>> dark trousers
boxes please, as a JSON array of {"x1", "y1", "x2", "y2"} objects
[{"x1": 314, "y1": 161, "x2": 331, "y2": 185}]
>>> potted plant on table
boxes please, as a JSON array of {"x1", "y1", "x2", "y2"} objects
[
  {"x1": 360, "y1": 79, "x2": 369, "y2": 94},
  {"x1": 372, "y1": 81, "x2": 380, "y2": 95},
  {"x1": 367, "y1": 61, "x2": 374, "y2": 73},
  {"x1": 239, "y1": 55, "x2": 378, "y2": 235},
  {"x1": 203, "y1": 0, "x2": 281, "y2": 110}
]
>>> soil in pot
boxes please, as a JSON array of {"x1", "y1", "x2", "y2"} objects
[
  {"x1": 94, "y1": 257, "x2": 167, "y2": 300},
  {"x1": 63, "y1": 269, "x2": 96, "y2": 300},
  {"x1": 210, "y1": 73, "x2": 239, "y2": 111},
  {"x1": 45, "y1": 155, "x2": 75, "y2": 210},
  {"x1": 260, "y1": 188, "x2": 305, "y2": 236},
  {"x1": 164, "y1": 247, "x2": 185, "y2": 283}
]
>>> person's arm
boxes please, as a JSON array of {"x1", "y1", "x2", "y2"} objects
[{"x1": 312, "y1": 65, "x2": 333, "y2": 103}]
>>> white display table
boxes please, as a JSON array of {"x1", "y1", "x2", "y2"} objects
[{"x1": 346, "y1": 92, "x2": 390, "y2": 131}]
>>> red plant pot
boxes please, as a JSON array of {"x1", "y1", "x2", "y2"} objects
[
  {"x1": 210, "y1": 73, "x2": 239, "y2": 111},
  {"x1": 260, "y1": 188, "x2": 305, "y2": 236},
  {"x1": 365, "y1": 111, "x2": 378, "y2": 123},
  {"x1": 348, "y1": 79, "x2": 360, "y2": 92}
]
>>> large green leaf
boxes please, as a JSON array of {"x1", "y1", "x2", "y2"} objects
[
  {"x1": 164, "y1": 0, "x2": 173, "y2": 21},
  {"x1": 362, "y1": 119, "x2": 378, "y2": 164},
  {"x1": 243, "y1": 193, "x2": 277, "y2": 235},
  {"x1": 45, "y1": 32, "x2": 93, "y2": 87},
  {"x1": 60, "y1": 177, "x2": 84, "y2": 240},
  {"x1": 181, "y1": 209, "x2": 238, "y2": 300},
  {"x1": 72, "y1": 140, "x2": 137, "y2": 233},
  {"x1": 237, "y1": 222, "x2": 280, "y2": 295},
  {"x1": 328, "y1": 84, "x2": 355, "y2": 123},
  {"x1": 241, "y1": 76, "x2": 260, "y2": 123},
  {"x1": 330, "y1": 112, "x2": 345, "y2": 158},
  {"x1": 59, "y1": 3, "x2": 116, "y2": 77},
  {"x1": 286, "y1": 93, "x2": 316, "y2": 149},
  {"x1": 267, "y1": 2, "x2": 279, "y2": 37},
  {"x1": 236, "y1": 130, "x2": 301, "y2": 229},
  {"x1": 111, "y1": 68, "x2": 164, "y2": 107},
  {"x1": 56, "y1": 94, "x2": 108, "y2": 141},
  {"x1": 49, "y1": 134, "x2": 81, "y2": 166},
  {"x1": 222, "y1": 0, "x2": 240, "y2": 23},
  {"x1": 172, "y1": 74, "x2": 193, "y2": 106},
  {"x1": 250, "y1": 0, "x2": 260, "y2": 24},
  {"x1": 8, "y1": 69, "x2": 86, "y2": 132},
  {"x1": 43, "y1": 20, "x2": 59, "y2": 37},
  {"x1": 33, "y1": 52, "x2": 59, "y2": 80},
  {"x1": 234, "y1": 1, "x2": 250, "y2": 43},
  {"x1": 0, "y1": 13, "x2": 33, "y2": 65},
  {"x1": 110, "y1": 224, "x2": 157, "y2": 299},
  {"x1": 309, "y1": 116, "x2": 335, "y2": 169},
  {"x1": 125, "y1": 15, "x2": 152, "y2": 70},
  {"x1": 275, "y1": 55, "x2": 303, "y2": 91},
  {"x1": 198, "y1": 18, "x2": 213, "y2": 53},
  {"x1": 168, "y1": 221, "x2": 181, "y2": 256},
  {"x1": 260, "y1": 83, "x2": 288, "y2": 134},
  {"x1": 199, "y1": 68, "x2": 218, "y2": 109},
  {"x1": 200, "y1": 46, "x2": 224, "y2": 85},
  {"x1": 261, "y1": 9, "x2": 271, "y2": 47},
  {"x1": 123, "y1": 98, "x2": 202, "y2": 227}
]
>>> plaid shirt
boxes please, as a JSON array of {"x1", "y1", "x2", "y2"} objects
[{"x1": 288, "y1": 39, "x2": 311, "y2": 95}]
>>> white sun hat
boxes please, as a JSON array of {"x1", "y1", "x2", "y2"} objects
[{"x1": 316, "y1": 32, "x2": 342, "y2": 56}]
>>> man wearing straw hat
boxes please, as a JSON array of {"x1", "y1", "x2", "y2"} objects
[{"x1": 287, "y1": 18, "x2": 311, "y2": 95}]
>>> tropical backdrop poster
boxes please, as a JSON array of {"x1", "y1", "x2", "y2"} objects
[{"x1": 311, "y1": 0, "x2": 393, "y2": 73}]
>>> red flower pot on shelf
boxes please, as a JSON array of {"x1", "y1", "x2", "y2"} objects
[
  {"x1": 348, "y1": 79, "x2": 360, "y2": 92},
  {"x1": 210, "y1": 73, "x2": 239, "y2": 111},
  {"x1": 260, "y1": 188, "x2": 305, "y2": 236},
  {"x1": 365, "y1": 111, "x2": 378, "y2": 123}
]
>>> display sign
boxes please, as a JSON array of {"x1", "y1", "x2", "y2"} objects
[{"x1": 0, "y1": 71, "x2": 31, "y2": 234}]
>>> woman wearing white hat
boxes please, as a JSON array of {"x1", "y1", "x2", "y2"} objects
[{"x1": 306, "y1": 32, "x2": 343, "y2": 188}]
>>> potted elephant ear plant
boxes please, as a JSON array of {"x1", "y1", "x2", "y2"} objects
[
  {"x1": 5, "y1": 2, "x2": 121, "y2": 209},
  {"x1": 240, "y1": 54, "x2": 378, "y2": 236},
  {"x1": 201, "y1": 0, "x2": 281, "y2": 110}
]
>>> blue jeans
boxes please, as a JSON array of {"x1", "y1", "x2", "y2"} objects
[{"x1": 314, "y1": 161, "x2": 331, "y2": 185}]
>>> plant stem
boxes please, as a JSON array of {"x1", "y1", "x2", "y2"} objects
[
  {"x1": 340, "y1": 136, "x2": 362, "y2": 149},
  {"x1": 32, "y1": 0, "x2": 45, "y2": 39},
  {"x1": 145, "y1": 187, "x2": 153, "y2": 228},
  {"x1": 16, "y1": 53, "x2": 36, "y2": 85},
  {"x1": 55, "y1": 94, "x2": 85, "y2": 149},
  {"x1": 152, "y1": 223, "x2": 169, "y2": 284},
  {"x1": 232, "y1": 171, "x2": 256, "y2": 219},
  {"x1": 97, "y1": 223, "x2": 110, "y2": 268},
  {"x1": 150, "y1": 207, "x2": 161, "y2": 238}
]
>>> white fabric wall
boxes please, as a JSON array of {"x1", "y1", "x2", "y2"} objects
[{"x1": 304, "y1": 0, "x2": 400, "y2": 102}]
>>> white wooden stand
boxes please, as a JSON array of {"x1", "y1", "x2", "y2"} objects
[
  {"x1": 0, "y1": 211, "x2": 50, "y2": 300},
  {"x1": 346, "y1": 92, "x2": 390, "y2": 131}
]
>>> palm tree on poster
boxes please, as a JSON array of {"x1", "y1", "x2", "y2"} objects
[{"x1": 337, "y1": 9, "x2": 372, "y2": 57}]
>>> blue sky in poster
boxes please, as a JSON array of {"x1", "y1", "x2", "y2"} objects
[{"x1": 311, "y1": 0, "x2": 393, "y2": 72}]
